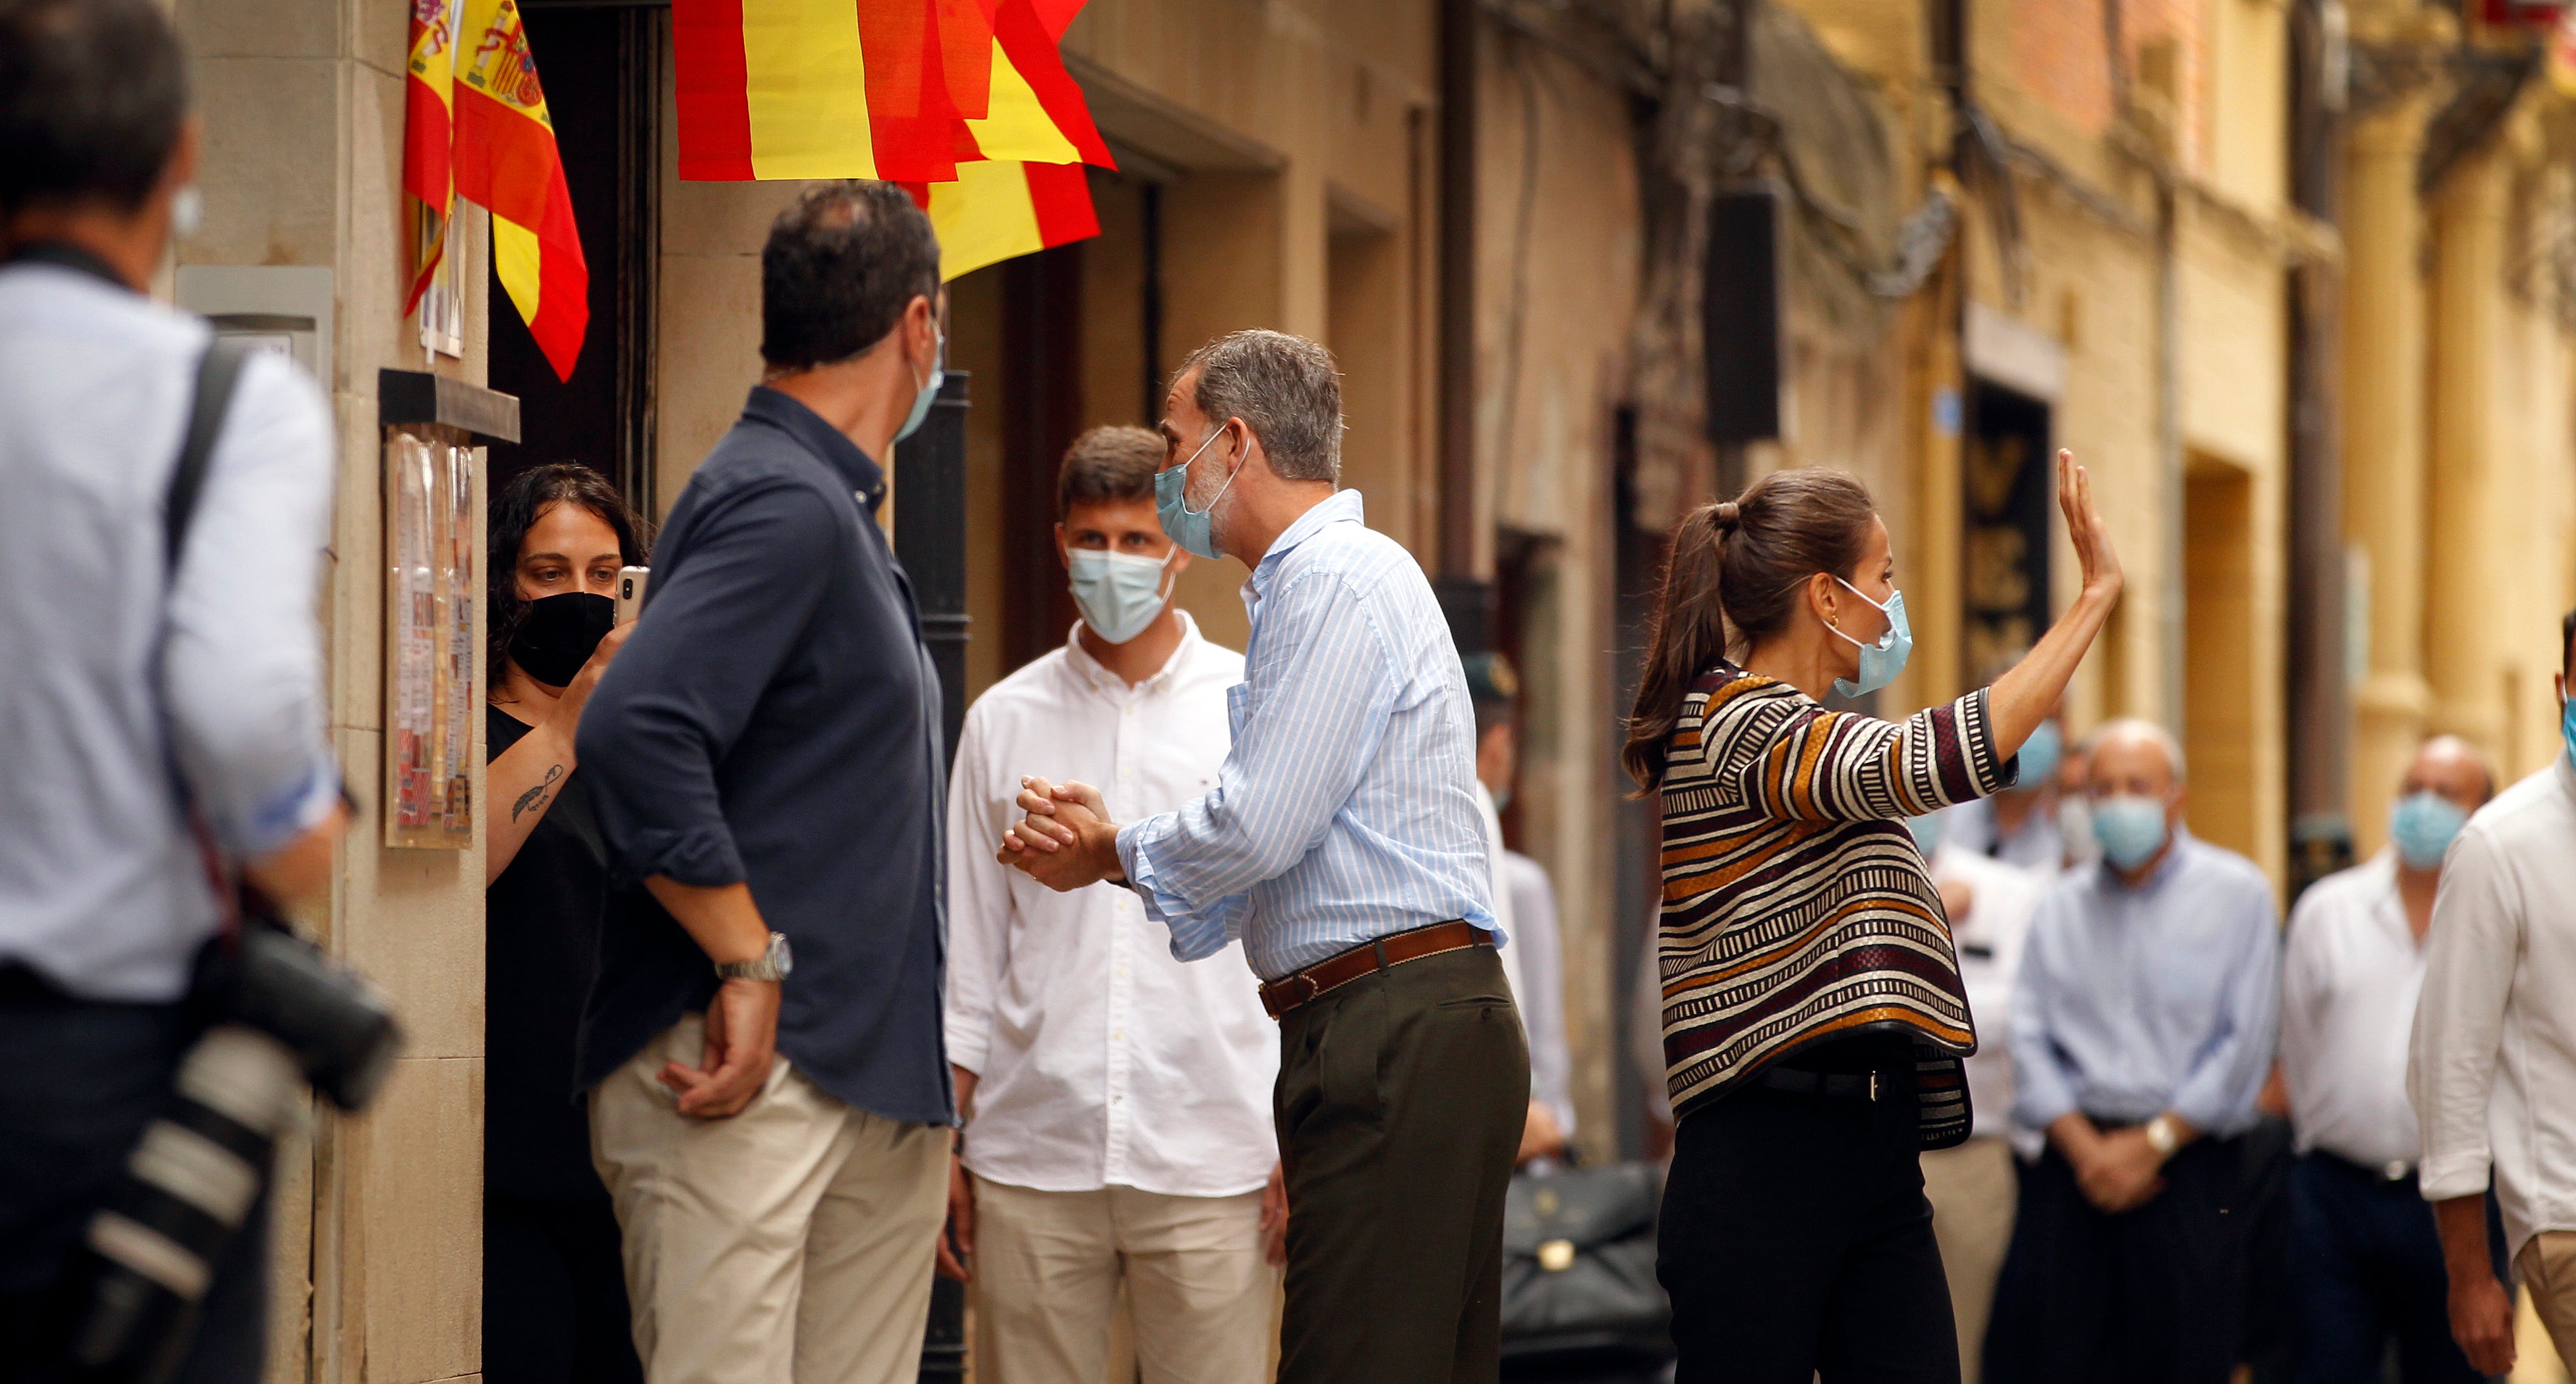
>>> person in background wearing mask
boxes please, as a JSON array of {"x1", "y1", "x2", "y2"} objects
[
  {"x1": 1983, "y1": 718, "x2": 2281, "y2": 1383},
  {"x1": 575, "y1": 182, "x2": 954, "y2": 1384},
  {"x1": 996, "y1": 331, "x2": 1524, "y2": 1384},
  {"x1": 940, "y1": 426, "x2": 1284, "y2": 1383},
  {"x1": 2410, "y1": 610, "x2": 2576, "y2": 1379},
  {"x1": 2278, "y1": 736, "x2": 2501, "y2": 1384},
  {"x1": 1908, "y1": 808, "x2": 2046, "y2": 1383},
  {"x1": 1939, "y1": 701, "x2": 2069, "y2": 870},
  {"x1": 481, "y1": 464, "x2": 647, "y2": 1384},
  {"x1": 1464, "y1": 653, "x2": 1577, "y2": 1164},
  {"x1": 0, "y1": 1, "x2": 349, "y2": 1372}
]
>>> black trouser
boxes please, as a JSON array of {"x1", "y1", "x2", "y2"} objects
[
  {"x1": 484, "y1": 1194, "x2": 644, "y2": 1384},
  {"x1": 1983, "y1": 1137, "x2": 2248, "y2": 1384},
  {"x1": 1656, "y1": 1062, "x2": 1960, "y2": 1384},
  {"x1": 1273, "y1": 941, "x2": 1529, "y2": 1384},
  {"x1": 2289, "y1": 1152, "x2": 2508, "y2": 1384},
  {"x1": 0, "y1": 969, "x2": 268, "y2": 1384}
]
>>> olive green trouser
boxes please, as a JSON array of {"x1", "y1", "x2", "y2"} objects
[{"x1": 1273, "y1": 942, "x2": 1530, "y2": 1384}]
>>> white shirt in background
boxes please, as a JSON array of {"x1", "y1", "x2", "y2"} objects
[
  {"x1": 944, "y1": 616, "x2": 1278, "y2": 1198},
  {"x1": 1940, "y1": 795, "x2": 2065, "y2": 874},
  {"x1": 2413, "y1": 756, "x2": 2576, "y2": 1256},
  {"x1": 1477, "y1": 783, "x2": 1523, "y2": 1004},
  {"x1": 1928, "y1": 843, "x2": 2045, "y2": 1150},
  {"x1": 1505, "y1": 849, "x2": 1575, "y2": 1138},
  {"x1": 2282, "y1": 853, "x2": 2424, "y2": 1174}
]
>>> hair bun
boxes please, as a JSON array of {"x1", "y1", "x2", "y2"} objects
[{"x1": 1712, "y1": 501, "x2": 1741, "y2": 530}]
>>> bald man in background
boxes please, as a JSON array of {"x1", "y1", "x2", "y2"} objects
[
  {"x1": 1983, "y1": 719, "x2": 2282, "y2": 1384},
  {"x1": 2280, "y1": 736, "x2": 2503, "y2": 1384}
]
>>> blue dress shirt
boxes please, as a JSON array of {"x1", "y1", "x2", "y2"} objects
[
  {"x1": 2009, "y1": 829, "x2": 2282, "y2": 1138},
  {"x1": 0, "y1": 257, "x2": 340, "y2": 1002},
  {"x1": 577, "y1": 387, "x2": 951, "y2": 1126},
  {"x1": 1114, "y1": 490, "x2": 1497, "y2": 981}
]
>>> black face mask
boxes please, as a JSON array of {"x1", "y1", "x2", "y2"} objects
[{"x1": 508, "y1": 592, "x2": 614, "y2": 688}]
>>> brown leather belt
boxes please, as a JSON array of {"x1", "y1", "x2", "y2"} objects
[{"x1": 1258, "y1": 920, "x2": 1492, "y2": 1020}]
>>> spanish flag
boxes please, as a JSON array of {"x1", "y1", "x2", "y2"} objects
[
  {"x1": 400, "y1": 0, "x2": 459, "y2": 313},
  {"x1": 674, "y1": 0, "x2": 1110, "y2": 276},
  {"x1": 905, "y1": 160, "x2": 1099, "y2": 282},
  {"x1": 453, "y1": 0, "x2": 589, "y2": 381}
]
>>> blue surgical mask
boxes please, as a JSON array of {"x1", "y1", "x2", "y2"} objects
[
  {"x1": 2092, "y1": 794, "x2": 2170, "y2": 871},
  {"x1": 2562, "y1": 693, "x2": 2576, "y2": 768},
  {"x1": 1068, "y1": 546, "x2": 1176, "y2": 645},
  {"x1": 893, "y1": 326, "x2": 946, "y2": 445},
  {"x1": 1826, "y1": 578, "x2": 1912, "y2": 699},
  {"x1": 2018, "y1": 720, "x2": 2063, "y2": 788},
  {"x1": 1155, "y1": 424, "x2": 1238, "y2": 561},
  {"x1": 2388, "y1": 791, "x2": 2467, "y2": 871}
]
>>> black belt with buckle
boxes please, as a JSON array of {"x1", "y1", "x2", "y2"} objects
[
  {"x1": 1756, "y1": 1066, "x2": 1887, "y2": 1102},
  {"x1": 2316, "y1": 1149, "x2": 2416, "y2": 1185}
]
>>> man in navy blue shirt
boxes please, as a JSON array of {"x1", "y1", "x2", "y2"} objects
[{"x1": 577, "y1": 181, "x2": 953, "y2": 1384}]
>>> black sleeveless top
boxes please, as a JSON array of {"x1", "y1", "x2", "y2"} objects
[{"x1": 485, "y1": 704, "x2": 611, "y2": 1203}]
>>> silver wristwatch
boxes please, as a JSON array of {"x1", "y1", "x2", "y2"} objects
[
  {"x1": 2144, "y1": 1113, "x2": 2181, "y2": 1158},
  {"x1": 716, "y1": 931, "x2": 793, "y2": 983}
]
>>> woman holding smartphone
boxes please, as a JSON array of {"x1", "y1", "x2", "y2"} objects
[
  {"x1": 1630, "y1": 450, "x2": 2120, "y2": 1383},
  {"x1": 483, "y1": 463, "x2": 648, "y2": 1384}
]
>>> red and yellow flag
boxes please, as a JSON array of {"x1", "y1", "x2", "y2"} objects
[
  {"x1": 401, "y1": 0, "x2": 459, "y2": 313},
  {"x1": 453, "y1": 0, "x2": 589, "y2": 380},
  {"x1": 904, "y1": 160, "x2": 1099, "y2": 281},
  {"x1": 673, "y1": 0, "x2": 1110, "y2": 278}
]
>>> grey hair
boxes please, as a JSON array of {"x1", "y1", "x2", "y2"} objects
[
  {"x1": 1173, "y1": 329, "x2": 1343, "y2": 484},
  {"x1": 2083, "y1": 717, "x2": 2187, "y2": 784}
]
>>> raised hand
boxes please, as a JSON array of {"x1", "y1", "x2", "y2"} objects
[{"x1": 2057, "y1": 448, "x2": 2121, "y2": 603}]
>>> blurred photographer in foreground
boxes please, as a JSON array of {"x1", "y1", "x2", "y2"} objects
[{"x1": 0, "y1": 0, "x2": 347, "y2": 1377}]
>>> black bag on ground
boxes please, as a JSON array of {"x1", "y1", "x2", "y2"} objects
[{"x1": 1500, "y1": 1161, "x2": 1672, "y2": 1370}]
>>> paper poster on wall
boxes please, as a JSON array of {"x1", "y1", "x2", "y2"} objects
[{"x1": 384, "y1": 427, "x2": 476, "y2": 848}]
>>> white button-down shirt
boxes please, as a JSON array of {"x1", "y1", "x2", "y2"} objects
[
  {"x1": 2282, "y1": 853, "x2": 2425, "y2": 1172},
  {"x1": 1928, "y1": 843, "x2": 2045, "y2": 1146},
  {"x1": 2412, "y1": 756, "x2": 2576, "y2": 1256},
  {"x1": 945, "y1": 616, "x2": 1279, "y2": 1198}
]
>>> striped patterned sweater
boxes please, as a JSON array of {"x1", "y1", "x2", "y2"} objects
[{"x1": 1655, "y1": 666, "x2": 2015, "y2": 1148}]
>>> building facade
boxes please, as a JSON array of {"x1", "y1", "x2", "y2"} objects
[{"x1": 147, "y1": 0, "x2": 2576, "y2": 1377}]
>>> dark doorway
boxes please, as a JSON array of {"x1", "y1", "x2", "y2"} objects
[
  {"x1": 485, "y1": 4, "x2": 661, "y2": 519},
  {"x1": 1961, "y1": 381, "x2": 2053, "y2": 682},
  {"x1": 999, "y1": 242, "x2": 1083, "y2": 672}
]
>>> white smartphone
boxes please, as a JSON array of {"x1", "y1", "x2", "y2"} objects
[{"x1": 615, "y1": 566, "x2": 650, "y2": 625}]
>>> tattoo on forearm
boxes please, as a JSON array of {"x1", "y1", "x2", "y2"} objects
[{"x1": 513, "y1": 765, "x2": 564, "y2": 821}]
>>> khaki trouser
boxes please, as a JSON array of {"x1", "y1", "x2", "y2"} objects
[
  {"x1": 2518, "y1": 1230, "x2": 2576, "y2": 1375},
  {"x1": 969, "y1": 1177, "x2": 1279, "y2": 1384},
  {"x1": 1920, "y1": 1135, "x2": 2018, "y2": 1384},
  {"x1": 591, "y1": 1015, "x2": 949, "y2": 1384}
]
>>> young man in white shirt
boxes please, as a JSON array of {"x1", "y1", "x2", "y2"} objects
[
  {"x1": 942, "y1": 427, "x2": 1282, "y2": 1383},
  {"x1": 2413, "y1": 613, "x2": 2576, "y2": 1377},
  {"x1": 2282, "y1": 736, "x2": 2498, "y2": 1384}
]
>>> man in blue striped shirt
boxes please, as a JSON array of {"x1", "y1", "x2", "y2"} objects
[{"x1": 1001, "y1": 329, "x2": 1529, "y2": 1383}]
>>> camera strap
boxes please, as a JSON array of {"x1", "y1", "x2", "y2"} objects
[{"x1": 164, "y1": 339, "x2": 255, "y2": 939}]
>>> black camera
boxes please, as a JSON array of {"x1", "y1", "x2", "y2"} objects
[{"x1": 52, "y1": 915, "x2": 401, "y2": 1383}]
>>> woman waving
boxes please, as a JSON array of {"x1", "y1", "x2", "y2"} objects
[{"x1": 1632, "y1": 451, "x2": 2120, "y2": 1384}]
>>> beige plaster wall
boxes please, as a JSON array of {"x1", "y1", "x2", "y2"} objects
[
  {"x1": 176, "y1": 0, "x2": 494, "y2": 1376},
  {"x1": 1471, "y1": 28, "x2": 1640, "y2": 1159}
]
